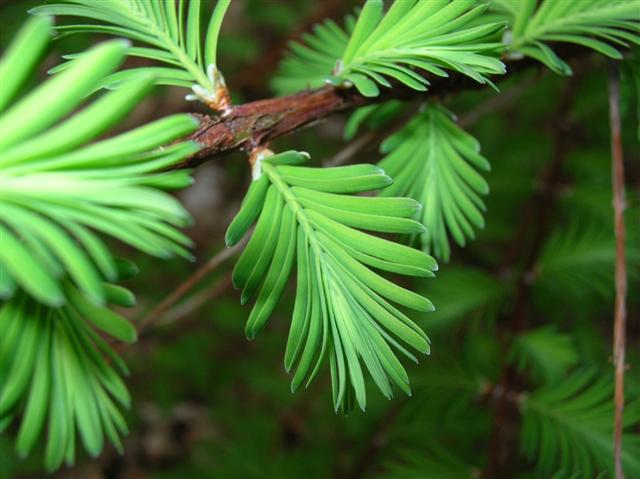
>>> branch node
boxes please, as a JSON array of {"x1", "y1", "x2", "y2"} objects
[{"x1": 249, "y1": 146, "x2": 274, "y2": 180}]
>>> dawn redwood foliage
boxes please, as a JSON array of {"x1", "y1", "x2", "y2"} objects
[{"x1": 0, "y1": 0, "x2": 639, "y2": 477}]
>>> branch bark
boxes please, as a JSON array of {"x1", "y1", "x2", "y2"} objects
[
  {"x1": 182, "y1": 85, "x2": 367, "y2": 167},
  {"x1": 179, "y1": 46, "x2": 592, "y2": 169},
  {"x1": 608, "y1": 61, "x2": 627, "y2": 479}
]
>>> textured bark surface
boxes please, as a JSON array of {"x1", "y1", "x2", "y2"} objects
[
  {"x1": 179, "y1": 60, "x2": 557, "y2": 167},
  {"x1": 181, "y1": 85, "x2": 366, "y2": 167},
  {"x1": 177, "y1": 44, "x2": 600, "y2": 172}
]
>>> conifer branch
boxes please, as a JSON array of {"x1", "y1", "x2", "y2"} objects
[
  {"x1": 181, "y1": 45, "x2": 592, "y2": 169},
  {"x1": 608, "y1": 61, "x2": 627, "y2": 479}
]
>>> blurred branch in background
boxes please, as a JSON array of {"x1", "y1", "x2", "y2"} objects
[
  {"x1": 483, "y1": 71, "x2": 584, "y2": 478},
  {"x1": 608, "y1": 61, "x2": 627, "y2": 479},
  {"x1": 125, "y1": 240, "x2": 246, "y2": 348},
  {"x1": 157, "y1": 274, "x2": 233, "y2": 327}
]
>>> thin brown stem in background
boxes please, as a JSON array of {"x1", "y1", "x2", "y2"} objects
[
  {"x1": 608, "y1": 62, "x2": 627, "y2": 479},
  {"x1": 134, "y1": 240, "x2": 244, "y2": 339},
  {"x1": 159, "y1": 274, "x2": 233, "y2": 326}
]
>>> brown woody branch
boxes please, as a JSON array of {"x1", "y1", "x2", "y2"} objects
[
  {"x1": 179, "y1": 45, "x2": 593, "y2": 169},
  {"x1": 177, "y1": 44, "x2": 604, "y2": 168},
  {"x1": 182, "y1": 85, "x2": 367, "y2": 167},
  {"x1": 608, "y1": 62, "x2": 627, "y2": 479},
  {"x1": 180, "y1": 77, "x2": 492, "y2": 168}
]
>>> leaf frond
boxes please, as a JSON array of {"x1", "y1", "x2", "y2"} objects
[
  {"x1": 381, "y1": 445, "x2": 478, "y2": 479},
  {"x1": 227, "y1": 150, "x2": 437, "y2": 412},
  {"x1": 417, "y1": 266, "x2": 508, "y2": 331},
  {"x1": 273, "y1": 0, "x2": 506, "y2": 96},
  {"x1": 0, "y1": 280, "x2": 137, "y2": 471},
  {"x1": 534, "y1": 222, "x2": 640, "y2": 304},
  {"x1": 343, "y1": 100, "x2": 406, "y2": 141},
  {"x1": 0, "y1": 28, "x2": 199, "y2": 307},
  {"x1": 31, "y1": 0, "x2": 231, "y2": 105},
  {"x1": 379, "y1": 103, "x2": 492, "y2": 261},
  {"x1": 509, "y1": 326, "x2": 579, "y2": 385},
  {"x1": 520, "y1": 370, "x2": 640, "y2": 478},
  {"x1": 495, "y1": 0, "x2": 640, "y2": 75}
]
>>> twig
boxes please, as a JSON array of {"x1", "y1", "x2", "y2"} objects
[
  {"x1": 133, "y1": 240, "x2": 244, "y2": 339},
  {"x1": 608, "y1": 61, "x2": 627, "y2": 479},
  {"x1": 158, "y1": 274, "x2": 233, "y2": 326},
  {"x1": 181, "y1": 45, "x2": 594, "y2": 169}
]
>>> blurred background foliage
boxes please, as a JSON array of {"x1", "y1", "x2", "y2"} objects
[{"x1": 0, "y1": 1, "x2": 639, "y2": 478}]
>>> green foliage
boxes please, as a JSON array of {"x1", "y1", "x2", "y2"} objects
[
  {"x1": 0, "y1": 272, "x2": 137, "y2": 471},
  {"x1": 381, "y1": 445, "x2": 478, "y2": 479},
  {"x1": 494, "y1": 0, "x2": 640, "y2": 75},
  {"x1": 271, "y1": 13, "x2": 353, "y2": 95},
  {"x1": 0, "y1": 16, "x2": 199, "y2": 469},
  {"x1": 32, "y1": 0, "x2": 231, "y2": 104},
  {"x1": 520, "y1": 370, "x2": 640, "y2": 478},
  {"x1": 534, "y1": 223, "x2": 640, "y2": 302},
  {"x1": 226, "y1": 150, "x2": 437, "y2": 412},
  {"x1": 343, "y1": 100, "x2": 405, "y2": 141},
  {"x1": 404, "y1": 349, "x2": 488, "y2": 423},
  {"x1": 418, "y1": 267, "x2": 508, "y2": 331},
  {"x1": 559, "y1": 185, "x2": 624, "y2": 226},
  {"x1": 620, "y1": 52, "x2": 640, "y2": 140},
  {"x1": 379, "y1": 103, "x2": 491, "y2": 261},
  {"x1": 0, "y1": 26, "x2": 199, "y2": 307},
  {"x1": 508, "y1": 326, "x2": 579, "y2": 384},
  {"x1": 0, "y1": 15, "x2": 51, "y2": 111},
  {"x1": 381, "y1": 343, "x2": 493, "y2": 476},
  {"x1": 274, "y1": 0, "x2": 506, "y2": 96}
]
